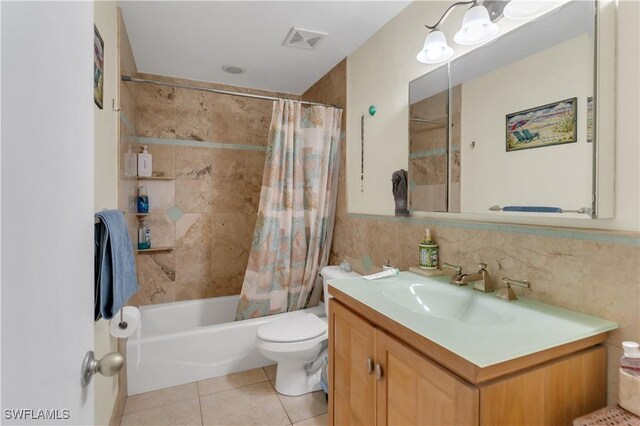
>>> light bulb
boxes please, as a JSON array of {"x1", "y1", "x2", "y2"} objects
[
  {"x1": 454, "y1": 5, "x2": 499, "y2": 45},
  {"x1": 416, "y1": 30, "x2": 454, "y2": 64},
  {"x1": 465, "y1": 23, "x2": 485, "y2": 43},
  {"x1": 426, "y1": 47, "x2": 442, "y2": 60}
]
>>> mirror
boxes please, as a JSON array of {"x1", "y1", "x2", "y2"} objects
[{"x1": 409, "y1": 0, "x2": 596, "y2": 219}]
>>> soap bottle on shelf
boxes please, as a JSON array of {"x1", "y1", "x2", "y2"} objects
[
  {"x1": 125, "y1": 145, "x2": 137, "y2": 177},
  {"x1": 137, "y1": 145, "x2": 153, "y2": 177},
  {"x1": 138, "y1": 220, "x2": 151, "y2": 250},
  {"x1": 137, "y1": 186, "x2": 149, "y2": 214},
  {"x1": 419, "y1": 228, "x2": 438, "y2": 270}
]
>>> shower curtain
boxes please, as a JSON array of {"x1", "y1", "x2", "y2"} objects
[{"x1": 235, "y1": 100, "x2": 342, "y2": 320}]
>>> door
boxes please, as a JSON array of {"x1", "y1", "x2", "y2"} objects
[
  {"x1": 376, "y1": 331, "x2": 479, "y2": 426},
  {"x1": 1, "y1": 2, "x2": 95, "y2": 424},
  {"x1": 329, "y1": 301, "x2": 377, "y2": 426}
]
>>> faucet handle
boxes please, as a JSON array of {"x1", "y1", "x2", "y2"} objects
[
  {"x1": 502, "y1": 277, "x2": 531, "y2": 289},
  {"x1": 477, "y1": 263, "x2": 488, "y2": 271},
  {"x1": 442, "y1": 263, "x2": 464, "y2": 285},
  {"x1": 443, "y1": 263, "x2": 462, "y2": 275},
  {"x1": 497, "y1": 277, "x2": 531, "y2": 301}
]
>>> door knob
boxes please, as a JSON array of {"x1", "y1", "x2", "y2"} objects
[
  {"x1": 81, "y1": 351, "x2": 124, "y2": 386},
  {"x1": 374, "y1": 363, "x2": 383, "y2": 381}
]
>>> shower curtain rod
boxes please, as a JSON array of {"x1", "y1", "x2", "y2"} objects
[{"x1": 121, "y1": 75, "x2": 342, "y2": 109}]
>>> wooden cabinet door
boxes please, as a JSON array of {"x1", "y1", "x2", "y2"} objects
[
  {"x1": 479, "y1": 345, "x2": 606, "y2": 426},
  {"x1": 376, "y1": 331, "x2": 479, "y2": 426},
  {"x1": 329, "y1": 300, "x2": 377, "y2": 426}
]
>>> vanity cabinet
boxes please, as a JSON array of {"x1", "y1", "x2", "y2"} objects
[{"x1": 328, "y1": 299, "x2": 607, "y2": 426}]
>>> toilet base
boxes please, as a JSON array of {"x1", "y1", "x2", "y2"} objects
[{"x1": 273, "y1": 361, "x2": 322, "y2": 396}]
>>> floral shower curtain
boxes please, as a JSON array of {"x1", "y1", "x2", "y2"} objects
[{"x1": 235, "y1": 100, "x2": 342, "y2": 320}]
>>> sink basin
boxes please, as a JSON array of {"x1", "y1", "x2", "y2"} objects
[
  {"x1": 382, "y1": 283, "x2": 512, "y2": 325},
  {"x1": 328, "y1": 271, "x2": 618, "y2": 367}
]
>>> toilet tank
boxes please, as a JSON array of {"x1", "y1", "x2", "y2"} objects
[{"x1": 320, "y1": 265, "x2": 360, "y2": 317}]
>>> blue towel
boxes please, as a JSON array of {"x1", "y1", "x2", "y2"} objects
[
  {"x1": 502, "y1": 206, "x2": 563, "y2": 213},
  {"x1": 95, "y1": 210, "x2": 139, "y2": 320}
]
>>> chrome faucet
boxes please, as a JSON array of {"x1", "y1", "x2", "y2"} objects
[
  {"x1": 496, "y1": 277, "x2": 531, "y2": 301},
  {"x1": 442, "y1": 263, "x2": 465, "y2": 285},
  {"x1": 456, "y1": 263, "x2": 494, "y2": 293}
]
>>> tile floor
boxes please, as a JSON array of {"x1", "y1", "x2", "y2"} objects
[{"x1": 120, "y1": 365, "x2": 328, "y2": 426}]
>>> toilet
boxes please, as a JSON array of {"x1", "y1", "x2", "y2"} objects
[{"x1": 256, "y1": 265, "x2": 360, "y2": 396}]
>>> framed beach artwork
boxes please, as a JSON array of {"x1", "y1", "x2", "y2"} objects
[
  {"x1": 506, "y1": 97, "x2": 577, "y2": 152},
  {"x1": 94, "y1": 25, "x2": 104, "y2": 109}
]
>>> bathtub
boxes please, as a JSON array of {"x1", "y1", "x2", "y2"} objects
[{"x1": 126, "y1": 295, "x2": 325, "y2": 395}]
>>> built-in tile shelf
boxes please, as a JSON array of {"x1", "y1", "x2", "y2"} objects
[
  {"x1": 137, "y1": 246, "x2": 174, "y2": 254},
  {"x1": 136, "y1": 213, "x2": 148, "y2": 217}
]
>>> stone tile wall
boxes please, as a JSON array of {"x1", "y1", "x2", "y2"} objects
[{"x1": 122, "y1": 74, "x2": 298, "y2": 306}]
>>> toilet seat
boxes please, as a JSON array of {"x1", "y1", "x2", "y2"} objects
[{"x1": 257, "y1": 313, "x2": 327, "y2": 343}]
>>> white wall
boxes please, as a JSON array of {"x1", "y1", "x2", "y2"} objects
[
  {"x1": 94, "y1": 2, "x2": 120, "y2": 425},
  {"x1": 346, "y1": 0, "x2": 640, "y2": 232},
  {"x1": 460, "y1": 35, "x2": 593, "y2": 215}
]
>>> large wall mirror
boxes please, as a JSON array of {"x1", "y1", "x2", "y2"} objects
[{"x1": 408, "y1": 0, "x2": 610, "y2": 220}]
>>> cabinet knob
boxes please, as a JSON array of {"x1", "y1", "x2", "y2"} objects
[
  {"x1": 374, "y1": 363, "x2": 383, "y2": 381},
  {"x1": 366, "y1": 358, "x2": 374, "y2": 374}
]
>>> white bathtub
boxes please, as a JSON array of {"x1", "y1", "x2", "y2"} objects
[{"x1": 126, "y1": 295, "x2": 325, "y2": 395}]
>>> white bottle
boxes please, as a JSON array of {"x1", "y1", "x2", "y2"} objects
[
  {"x1": 137, "y1": 145, "x2": 153, "y2": 177},
  {"x1": 621, "y1": 341, "x2": 640, "y2": 376},
  {"x1": 125, "y1": 145, "x2": 137, "y2": 177},
  {"x1": 619, "y1": 341, "x2": 640, "y2": 417}
]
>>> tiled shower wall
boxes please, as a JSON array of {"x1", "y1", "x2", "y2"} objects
[
  {"x1": 306, "y1": 59, "x2": 639, "y2": 405},
  {"x1": 121, "y1": 74, "x2": 298, "y2": 306}
]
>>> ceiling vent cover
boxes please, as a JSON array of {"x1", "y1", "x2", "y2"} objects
[{"x1": 283, "y1": 27, "x2": 327, "y2": 50}]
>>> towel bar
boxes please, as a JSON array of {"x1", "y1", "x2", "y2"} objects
[{"x1": 489, "y1": 205, "x2": 591, "y2": 215}]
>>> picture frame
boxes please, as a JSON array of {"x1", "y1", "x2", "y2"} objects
[
  {"x1": 94, "y1": 24, "x2": 104, "y2": 109},
  {"x1": 506, "y1": 97, "x2": 577, "y2": 152}
]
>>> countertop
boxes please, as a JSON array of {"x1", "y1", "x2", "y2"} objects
[{"x1": 328, "y1": 271, "x2": 618, "y2": 368}]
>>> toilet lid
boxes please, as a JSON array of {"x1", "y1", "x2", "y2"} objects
[{"x1": 257, "y1": 313, "x2": 327, "y2": 343}]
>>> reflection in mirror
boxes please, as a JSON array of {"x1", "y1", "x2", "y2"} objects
[
  {"x1": 409, "y1": 0, "x2": 596, "y2": 219},
  {"x1": 409, "y1": 66, "x2": 451, "y2": 212}
]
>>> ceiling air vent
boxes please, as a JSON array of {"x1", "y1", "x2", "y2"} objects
[{"x1": 283, "y1": 27, "x2": 327, "y2": 50}]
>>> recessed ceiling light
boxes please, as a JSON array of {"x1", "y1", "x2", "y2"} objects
[{"x1": 221, "y1": 64, "x2": 246, "y2": 75}]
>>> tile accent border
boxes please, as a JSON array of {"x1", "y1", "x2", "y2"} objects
[
  {"x1": 119, "y1": 111, "x2": 136, "y2": 135},
  {"x1": 347, "y1": 213, "x2": 640, "y2": 246},
  {"x1": 409, "y1": 145, "x2": 460, "y2": 160},
  {"x1": 137, "y1": 137, "x2": 267, "y2": 152},
  {"x1": 119, "y1": 112, "x2": 637, "y2": 246},
  {"x1": 118, "y1": 112, "x2": 267, "y2": 152}
]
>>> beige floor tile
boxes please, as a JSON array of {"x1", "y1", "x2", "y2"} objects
[
  {"x1": 293, "y1": 413, "x2": 328, "y2": 426},
  {"x1": 198, "y1": 367, "x2": 268, "y2": 397},
  {"x1": 120, "y1": 398, "x2": 202, "y2": 426},
  {"x1": 124, "y1": 383, "x2": 199, "y2": 414},
  {"x1": 200, "y1": 381, "x2": 290, "y2": 426},
  {"x1": 277, "y1": 391, "x2": 327, "y2": 424},
  {"x1": 264, "y1": 364, "x2": 277, "y2": 380}
]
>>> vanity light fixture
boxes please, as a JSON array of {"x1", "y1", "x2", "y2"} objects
[
  {"x1": 503, "y1": 0, "x2": 557, "y2": 20},
  {"x1": 417, "y1": 0, "x2": 510, "y2": 64}
]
